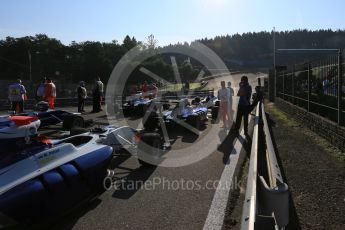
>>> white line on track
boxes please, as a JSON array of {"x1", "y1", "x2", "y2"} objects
[{"x1": 203, "y1": 123, "x2": 250, "y2": 230}]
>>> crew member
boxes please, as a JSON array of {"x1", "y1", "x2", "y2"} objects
[
  {"x1": 217, "y1": 81, "x2": 231, "y2": 129},
  {"x1": 8, "y1": 79, "x2": 26, "y2": 113},
  {"x1": 233, "y1": 76, "x2": 252, "y2": 134},
  {"x1": 36, "y1": 77, "x2": 46, "y2": 101},
  {"x1": 227, "y1": 81, "x2": 234, "y2": 125},
  {"x1": 44, "y1": 78, "x2": 56, "y2": 109},
  {"x1": 92, "y1": 76, "x2": 104, "y2": 113},
  {"x1": 77, "y1": 81, "x2": 87, "y2": 112}
]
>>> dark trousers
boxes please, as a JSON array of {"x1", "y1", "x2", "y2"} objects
[
  {"x1": 92, "y1": 93, "x2": 102, "y2": 112},
  {"x1": 235, "y1": 105, "x2": 250, "y2": 132},
  {"x1": 78, "y1": 98, "x2": 85, "y2": 112},
  {"x1": 11, "y1": 101, "x2": 24, "y2": 114}
]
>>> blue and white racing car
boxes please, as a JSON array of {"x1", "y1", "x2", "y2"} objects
[
  {"x1": 122, "y1": 93, "x2": 153, "y2": 117},
  {"x1": 0, "y1": 123, "x2": 162, "y2": 228},
  {"x1": 144, "y1": 98, "x2": 208, "y2": 133}
]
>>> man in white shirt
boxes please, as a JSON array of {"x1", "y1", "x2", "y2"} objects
[
  {"x1": 92, "y1": 77, "x2": 104, "y2": 113},
  {"x1": 218, "y1": 81, "x2": 231, "y2": 128},
  {"x1": 227, "y1": 81, "x2": 234, "y2": 124}
]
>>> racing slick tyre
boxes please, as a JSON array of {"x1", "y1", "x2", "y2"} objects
[
  {"x1": 62, "y1": 115, "x2": 85, "y2": 131},
  {"x1": 143, "y1": 112, "x2": 159, "y2": 131},
  {"x1": 122, "y1": 107, "x2": 131, "y2": 117},
  {"x1": 211, "y1": 106, "x2": 219, "y2": 121},
  {"x1": 70, "y1": 127, "x2": 89, "y2": 136},
  {"x1": 186, "y1": 114, "x2": 201, "y2": 131},
  {"x1": 162, "y1": 103, "x2": 170, "y2": 110},
  {"x1": 136, "y1": 104, "x2": 149, "y2": 117},
  {"x1": 138, "y1": 133, "x2": 162, "y2": 167}
]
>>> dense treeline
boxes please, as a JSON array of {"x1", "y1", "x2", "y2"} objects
[
  {"x1": 1, "y1": 29, "x2": 345, "y2": 84},
  {"x1": 199, "y1": 29, "x2": 345, "y2": 69},
  {"x1": 0, "y1": 34, "x2": 140, "y2": 83}
]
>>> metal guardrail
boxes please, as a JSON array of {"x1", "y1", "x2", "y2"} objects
[
  {"x1": 261, "y1": 103, "x2": 284, "y2": 187},
  {"x1": 241, "y1": 101, "x2": 289, "y2": 230},
  {"x1": 241, "y1": 102, "x2": 260, "y2": 230},
  {"x1": 0, "y1": 89, "x2": 215, "y2": 112},
  {"x1": 0, "y1": 97, "x2": 95, "y2": 111},
  {"x1": 160, "y1": 89, "x2": 215, "y2": 100}
]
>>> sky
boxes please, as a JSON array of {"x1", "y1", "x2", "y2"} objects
[{"x1": 0, "y1": 0, "x2": 344, "y2": 46}]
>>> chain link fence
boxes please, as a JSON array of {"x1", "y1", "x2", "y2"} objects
[{"x1": 276, "y1": 50, "x2": 345, "y2": 124}]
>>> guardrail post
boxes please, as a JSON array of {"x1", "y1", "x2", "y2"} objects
[
  {"x1": 258, "y1": 177, "x2": 289, "y2": 228},
  {"x1": 338, "y1": 49, "x2": 343, "y2": 125},
  {"x1": 307, "y1": 63, "x2": 311, "y2": 112}
]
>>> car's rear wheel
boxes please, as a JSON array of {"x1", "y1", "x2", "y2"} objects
[
  {"x1": 70, "y1": 127, "x2": 89, "y2": 135},
  {"x1": 162, "y1": 104, "x2": 170, "y2": 110},
  {"x1": 211, "y1": 106, "x2": 219, "y2": 121},
  {"x1": 138, "y1": 133, "x2": 162, "y2": 167},
  {"x1": 143, "y1": 112, "x2": 159, "y2": 131},
  {"x1": 187, "y1": 115, "x2": 201, "y2": 131},
  {"x1": 62, "y1": 115, "x2": 85, "y2": 131}
]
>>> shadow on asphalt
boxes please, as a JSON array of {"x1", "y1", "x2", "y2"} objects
[
  {"x1": 265, "y1": 112, "x2": 302, "y2": 230},
  {"x1": 111, "y1": 165, "x2": 156, "y2": 199},
  {"x1": 45, "y1": 198, "x2": 103, "y2": 230},
  {"x1": 158, "y1": 124, "x2": 207, "y2": 144},
  {"x1": 217, "y1": 129, "x2": 236, "y2": 164},
  {"x1": 242, "y1": 133, "x2": 252, "y2": 155},
  {"x1": 217, "y1": 116, "x2": 254, "y2": 165}
]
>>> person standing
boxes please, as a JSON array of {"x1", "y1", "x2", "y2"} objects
[
  {"x1": 233, "y1": 76, "x2": 252, "y2": 134},
  {"x1": 92, "y1": 77, "x2": 104, "y2": 113},
  {"x1": 44, "y1": 78, "x2": 56, "y2": 109},
  {"x1": 227, "y1": 81, "x2": 234, "y2": 125},
  {"x1": 141, "y1": 81, "x2": 148, "y2": 97},
  {"x1": 131, "y1": 84, "x2": 138, "y2": 95},
  {"x1": 148, "y1": 82, "x2": 158, "y2": 98},
  {"x1": 217, "y1": 81, "x2": 231, "y2": 128},
  {"x1": 8, "y1": 79, "x2": 26, "y2": 113},
  {"x1": 77, "y1": 81, "x2": 87, "y2": 112},
  {"x1": 181, "y1": 82, "x2": 190, "y2": 95},
  {"x1": 250, "y1": 86, "x2": 263, "y2": 112},
  {"x1": 36, "y1": 77, "x2": 46, "y2": 101}
]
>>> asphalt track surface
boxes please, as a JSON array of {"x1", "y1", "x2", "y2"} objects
[{"x1": 7, "y1": 73, "x2": 262, "y2": 229}]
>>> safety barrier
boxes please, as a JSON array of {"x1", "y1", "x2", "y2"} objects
[
  {"x1": 161, "y1": 89, "x2": 215, "y2": 100},
  {"x1": 241, "y1": 101, "x2": 289, "y2": 230},
  {"x1": 0, "y1": 89, "x2": 215, "y2": 112},
  {"x1": 0, "y1": 97, "x2": 94, "y2": 111}
]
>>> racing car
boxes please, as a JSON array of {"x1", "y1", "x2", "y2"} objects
[
  {"x1": 122, "y1": 93, "x2": 153, "y2": 117},
  {"x1": 0, "y1": 129, "x2": 113, "y2": 228},
  {"x1": 0, "y1": 115, "x2": 42, "y2": 151},
  {"x1": 143, "y1": 98, "x2": 208, "y2": 133},
  {"x1": 0, "y1": 123, "x2": 163, "y2": 228},
  {"x1": 191, "y1": 95, "x2": 220, "y2": 121},
  {"x1": 9, "y1": 101, "x2": 86, "y2": 131}
]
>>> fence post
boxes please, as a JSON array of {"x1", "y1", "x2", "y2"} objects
[
  {"x1": 338, "y1": 49, "x2": 343, "y2": 125},
  {"x1": 274, "y1": 68, "x2": 277, "y2": 101},
  {"x1": 292, "y1": 66, "x2": 295, "y2": 104},
  {"x1": 269, "y1": 69, "x2": 275, "y2": 102},
  {"x1": 307, "y1": 63, "x2": 311, "y2": 112},
  {"x1": 282, "y1": 71, "x2": 285, "y2": 100}
]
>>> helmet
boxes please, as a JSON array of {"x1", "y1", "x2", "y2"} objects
[{"x1": 36, "y1": 101, "x2": 49, "y2": 112}]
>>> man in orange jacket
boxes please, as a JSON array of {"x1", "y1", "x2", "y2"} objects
[{"x1": 44, "y1": 78, "x2": 56, "y2": 109}]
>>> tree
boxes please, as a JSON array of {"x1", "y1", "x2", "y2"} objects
[
  {"x1": 122, "y1": 35, "x2": 138, "y2": 51},
  {"x1": 145, "y1": 34, "x2": 158, "y2": 50}
]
